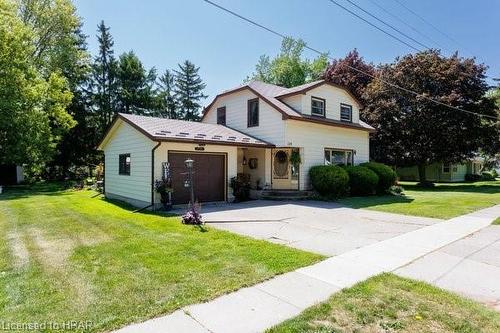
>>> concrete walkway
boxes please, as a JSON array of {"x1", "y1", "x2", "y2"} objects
[{"x1": 114, "y1": 205, "x2": 500, "y2": 333}]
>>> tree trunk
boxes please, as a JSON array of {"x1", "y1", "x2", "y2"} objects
[{"x1": 417, "y1": 164, "x2": 427, "y2": 183}]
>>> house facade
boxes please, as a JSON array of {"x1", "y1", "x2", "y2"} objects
[
  {"x1": 397, "y1": 159, "x2": 484, "y2": 182},
  {"x1": 98, "y1": 80, "x2": 374, "y2": 208}
]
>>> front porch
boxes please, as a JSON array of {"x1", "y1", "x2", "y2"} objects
[{"x1": 237, "y1": 147, "x2": 302, "y2": 193}]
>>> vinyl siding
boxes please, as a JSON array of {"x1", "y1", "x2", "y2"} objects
[
  {"x1": 154, "y1": 142, "x2": 238, "y2": 204},
  {"x1": 291, "y1": 85, "x2": 361, "y2": 123},
  {"x1": 203, "y1": 89, "x2": 286, "y2": 146},
  {"x1": 286, "y1": 120, "x2": 370, "y2": 190},
  {"x1": 397, "y1": 163, "x2": 469, "y2": 182},
  {"x1": 103, "y1": 120, "x2": 156, "y2": 203}
]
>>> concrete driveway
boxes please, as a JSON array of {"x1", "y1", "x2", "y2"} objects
[
  {"x1": 199, "y1": 200, "x2": 442, "y2": 256},
  {"x1": 396, "y1": 224, "x2": 500, "y2": 310}
]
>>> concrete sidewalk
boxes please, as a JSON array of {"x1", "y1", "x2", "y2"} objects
[{"x1": 114, "y1": 205, "x2": 500, "y2": 333}]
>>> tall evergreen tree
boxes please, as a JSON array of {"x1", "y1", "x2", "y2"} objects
[
  {"x1": 92, "y1": 20, "x2": 118, "y2": 133},
  {"x1": 156, "y1": 69, "x2": 177, "y2": 118},
  {"x1": 116, "y1": 51, "x2": 156, "y2": 114},
  {"x1": 174, "y1": 60, "x2": 207, "y2": 121}
]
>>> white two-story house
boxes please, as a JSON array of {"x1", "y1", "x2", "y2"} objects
[{"x1": 98, "y1": 80, "x2": 374, "y2": 208}]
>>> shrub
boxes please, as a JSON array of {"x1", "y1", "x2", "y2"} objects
[
  {"x1": 481, "y1": 171, "x2": 496, "y2": 181},
  {"x1": 344, "y1": 166, "x2": 379, "y2": 196},
  {"x1": 309, "y1": 165, "x2": 349, "y2": 198},
  {"x1": 491, "y1": 169, "x2": 498, "y2": 178},
  {"x1": 360, "y1": 162, "x2": 397, "y2": 193},
  {"x1": 465, "y1": 173, "x2": 482, "y2": 182}
]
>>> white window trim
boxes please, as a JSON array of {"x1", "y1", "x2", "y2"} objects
[
  {"x1": 324, "y1": 148, "x2": 354, "y2": 166},
  {"x1": 311, "y1": 97, "x2": 325, "y2": 117},
  {"x1": 340, "y1": 104, "x2": 352, "y2": 122},
  {"x1": 442, "y1": 163, "x2": 451, "y2": 173}
]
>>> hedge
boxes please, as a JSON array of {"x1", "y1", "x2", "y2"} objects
[
  {"x1": 360, "y1": 162, "x2": 397, "y2": 193},
  {"x1": 309, "y1": 165, "x2": 349, "y2": 198},
  {"x1": 344, "y1": 165, "x2": 379, "y2": 196}
]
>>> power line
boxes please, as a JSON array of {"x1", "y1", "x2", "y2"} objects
[
  {"x1": 340, "y1": 0, "x2": 432, "y2": 50},
  {"x1": 325, "y1": 0, "x2": 420, "y2": 52},
  {"x1": 392, "y1": 0, "x2": 488, "y2": 65},
  {"x1": 201, "y1": 0, "x2": 498, "y2": 120},
  {"x1": 328, "y1": 0, "x2": 493, "y2": 81},
  {"x1": 365, "y1": 0, "x2": 449, "y2": 52}
]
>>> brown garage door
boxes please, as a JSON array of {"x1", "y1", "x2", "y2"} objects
[{"x1": 169, "y1": 152, "x2": 226, "y2": 205}]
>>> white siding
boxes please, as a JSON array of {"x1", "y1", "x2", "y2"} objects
[
  {"x1": 286, "y1": 120, "x2": 370, "y2": 190},
  {"x1": 154, "y1": 142, "x2": 238, "y2": 204},
  {"x1": 281, "y1": 94, "x2": 302, "y2": 112},
  {"x1": 203, "y1": 89, "x2": 286, "y2": 146},
  {"x1": 103, "y1": 121, "x2": 156, "y2": 204},
  {"x1": 290, "y1": 85, "x2": 361, "y2": 123}
]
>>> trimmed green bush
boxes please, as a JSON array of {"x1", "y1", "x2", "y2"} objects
[
  {"x1": 465, "y1": 173, "x2": 482, "y2": 182},
  {"x1": 344, "y1": 165, "x2": 379, "y2": 196},
  {"x1": 360, "y1": 162, "x2": 397, "y2": 193},
  {"x1": 481, "y1": 171, "x2": 496, "y2": 181},
  {"x1": 309, "y1": 165, "x2": 349, "y2": 198}
]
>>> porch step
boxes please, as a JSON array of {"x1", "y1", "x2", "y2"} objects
[{"x1": 260, "y1": 190, "x2": 314, "y2": 201}]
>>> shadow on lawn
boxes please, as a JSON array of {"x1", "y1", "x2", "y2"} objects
[
  {"x1": 402, "y1": 182, "x2": 500, "y2": 194},
  {"x1": 338, "y1": 194, "x2": 414, "y2": 209},
  {"x1": 0, "y1": 181, "x2": 78, "y2": 200}
]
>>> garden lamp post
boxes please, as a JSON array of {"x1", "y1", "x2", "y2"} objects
[{"x1": 184, "y1": 158, "x2": 195, "y2": 205}]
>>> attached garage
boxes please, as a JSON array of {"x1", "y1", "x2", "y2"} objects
[
  {"x1": 168, "y1": 152, "x2": 226, "y2": 205},
  {"x1": 98, "y1": 113, "x2": 273, "y2": 209}
]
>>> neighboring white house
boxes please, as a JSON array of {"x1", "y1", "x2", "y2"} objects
[{"x1": 98, "y1": 80, "x2": 374, "y2": 208}]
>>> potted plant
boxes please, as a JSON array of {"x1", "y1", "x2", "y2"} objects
[
  {"x1": 289, "y1": 150, "x2": 302, "y2": 166},
  {"x1": 230, "y1": 173, "x2": 251, "y2": 202},
  {"x1": 154, "y1": 179, "x2": 173, "y2": 210}
]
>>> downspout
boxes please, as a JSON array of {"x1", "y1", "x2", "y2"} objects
[{"x1": 151, "y1": 142, "x2": 161, "y2": 211}]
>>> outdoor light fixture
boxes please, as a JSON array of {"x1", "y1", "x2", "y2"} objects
[
  {"x1": 242, "y1": 156, "x2": 247, "y2": 166},
  {"x1": 185, "y1": 158, "x2": 194, "y2": 169},
  {"x1": 184, "y1": 158, "x2": 195, "y2": 205}
]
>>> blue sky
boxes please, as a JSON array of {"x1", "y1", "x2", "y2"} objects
[{"x1": 74, "y1": 0, "x2": 499, "y2": 104}]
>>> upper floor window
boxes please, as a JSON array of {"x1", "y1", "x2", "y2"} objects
[
  {"x1": 247, "y1": 98, "x2": 259, "y2": 127},
  {"x1": 340, "y1": 104, "x2": 352, "y2": 122},
  {"x1": 443, "y1": 163, "x2": 451, "y2": 173},
  {"x1": 311, "y1": 97, "x2": 325, "y2": 117},
  {"x1": 324, "y1": 148, "x2": 353, "y2": 166},
  {"x1": 119, "y1": 154, "x2": 131, "y2": 175},
  {"x1": 217, "y1": 106, "x2": 226, "y2": 125}
]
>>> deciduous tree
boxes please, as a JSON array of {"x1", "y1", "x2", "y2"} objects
[
  {"x1": 323, "y1": 49, "x2": 376, "y2": 104},
  {"x1": 248, "y1": 37, "x2": 328, "y2": 87},
  {"x1": 363, "y1": 50, "x2": 498, "y2": 183}
]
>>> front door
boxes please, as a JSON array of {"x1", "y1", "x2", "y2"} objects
[{"x1": 272, "y1": 148, "x2": 299, "y2": 190}]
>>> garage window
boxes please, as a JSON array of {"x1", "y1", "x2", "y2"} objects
[{"x1": 119, "y1": 154, "x2": 131, "y2": 175}]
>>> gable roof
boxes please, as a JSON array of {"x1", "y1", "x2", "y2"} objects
[
  {"x1": 98, "y1": 113, "x2": 275, "y2": 150},
  {"x1": 202, "y1": 80, "x2": 373, "y2": 132}
]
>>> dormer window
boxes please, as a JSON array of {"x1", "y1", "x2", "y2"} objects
[
  {"x1": 217, "y1": 106, "x2": 226, "y2": 125},
  {"x1": 340, "y1": 104, "x2": 352, "y2": 122},
  {"x1": 311, "y1": 97, "x2": 325, "y2": 117}
]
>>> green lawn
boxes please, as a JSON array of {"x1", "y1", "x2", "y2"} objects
[
  {"x1": 268, "y1": 273, "x2": 500, "y2": 333},
  {"x1": 494, "y1": 217, "x2": 500, "y2": 225},
  {"x1": 0, "y1": 183, "x2": 322, "y2": 332},
  {"x1": 339, "y1": 181, "x2": 500, "y2": 219}
]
